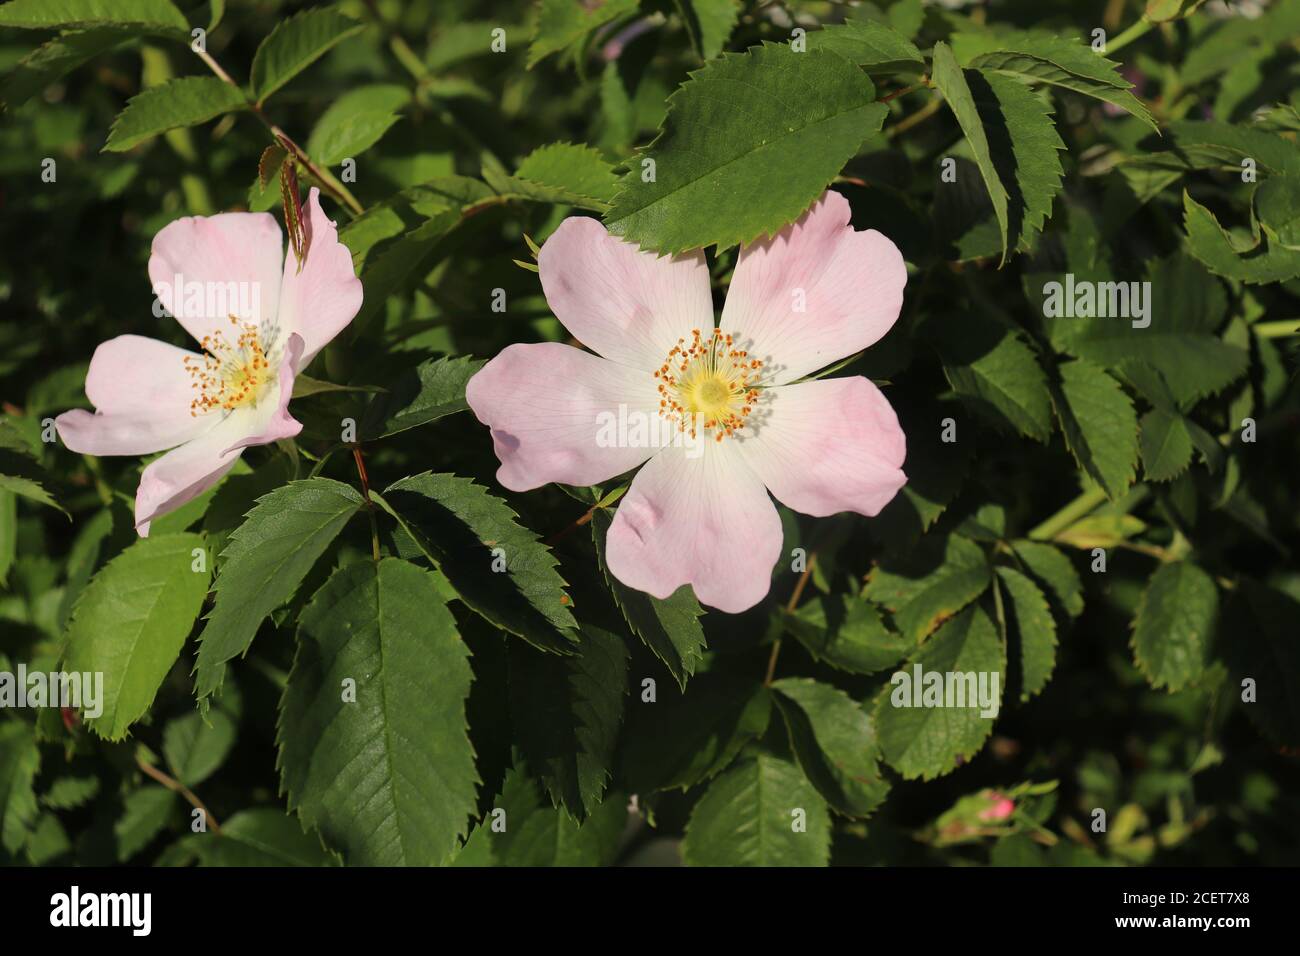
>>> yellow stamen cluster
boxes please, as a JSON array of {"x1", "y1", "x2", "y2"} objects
[
  {"x1": 654, "y1": 328, "x2": 763, "y2": 442},
  {"x1": 183, "y1": 315, "x2": 274, "y2": 416}
]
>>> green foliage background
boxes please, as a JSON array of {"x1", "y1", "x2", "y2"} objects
[{"x1": 1, "y1": 0, "x2": 1298, "y2": 867}]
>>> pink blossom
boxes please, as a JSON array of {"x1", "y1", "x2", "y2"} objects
[
  {"x1": 979, "y1": 794, "x2": 1016, "y2": 822},
  {"x1": 55, "y1": 188, "x2": 362, "y2": 535},
  {"x1": 466, "y1": 191, "x2": 909, "y2": 613}
]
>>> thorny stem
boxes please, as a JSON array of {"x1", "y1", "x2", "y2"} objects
[
  {"x1": 880, "y1": 83, "x2": 920, "y2": 103},
  {"x1": 1116, "y1": 540, "x2": 1174, "y2": 561},
  {"x1": 352, "y1": 446, "x2": 381, "y2": 562},
  {"x1": 1253, "y1": 319, "x2": 1300, "y2": 339},
  {"x1": 362, "y1": 0, "x2": 428, "y2": 82},
  {"x1": 1105, "y1": 16, "x2": 1157, "y2": 57},
  {"x1": 136, "y1": 755, "x2": 222, "y2": 834},
  {"x1": 887, "y1": 94, "x2": 943, "y2": 139},
  {"x1": 1102, "y1": 0, "x2": 1127, "y2": 31},
  {"x1": 544, "y1": 507, "x2": 600, "y2": 547},
  {"x1": 193, "y1": 47, "x2": 364, "y2": 216},
  {"x1": 544, "y1": 486, "x2": 627, "y2": 547},
  {"x1": 1027, "y1": 486, "x2": 1108, "y2": 541},
  {"x1": 765, "y1": 552, "x2": 817, "y2": 686}
]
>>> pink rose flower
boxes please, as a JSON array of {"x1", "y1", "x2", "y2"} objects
[
  {"x1": 979, "y1": 794, "x2": 1016, "y2": 822},
  {"x1": 55, "y1": 188, "x2": 362, "y2": 535},
  {"x1": 466, "y1": 190, "x2": 908, "y2": 613}
]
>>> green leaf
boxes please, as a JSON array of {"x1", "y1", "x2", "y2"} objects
[
  {"x1": 23, "y1": 813, "x2": 70, "y2": 864},
  {"x1": 63, "y1": 533, "x2": 210, "y2": 739},
  {"x1": 1129, "y1": 121, "x2": 1298, "y2": 177},
  {"x1": 474, "y1": 764, "x2": 625, "y2": 866},
  {"x1": 278, "y1": 559, "x2": 477, "y2": 865},
  {"x1": 1010, "y1": 540, "x2": 1083, "y2": 618},
  {"x1": 931, "y1": 43, "x2": 1010, "y2": 263},
  {"x1": 1053, "y1": 513, "x2": 1147, "y2": 551},
  {"x1": 1180, "y1": 3, "x2": 1300, "y2": 86},
  {"x1": 163, "y1": 709, "x2": 236, "y2": 787},
  {"x1": 250, "y1": 7, "x2": 363, "y2": 103},
  {"x1": 339, "y1": 176, "x2": 491, "y2": 267},
  {"x1": 113, "y1": 784, "x2": 175, "y2": 860},
  {"x1": 359, "y1": 355, "x2": 483, "y2": 439},
  {"x1": 377, "y1": 472, "x2": 578, "y2": 653},
  {"x1": 426, "y1": 20, "x2": 516, "y2": 72},
  {"x1": 1, "y1": 28, "x2": 132, "y2": 111},
  {"x1": 508, "y1": 626, "x2": 627, "y2": 819},
  {"x1": 934, "y1": 313, "x2": 1053, "y2": 440},
  {"x1": 784, "y1": 591, "x2": 910, "y2": 674},
  {"x1": 305, "y1": 84, "x2": 408, "y2": 166},
  {"x1": 1256, "y1": 174, "x2": 1300, "y2": 249},
  {"x1": 620, "y1": 674, "x2": 771, "y2": 793},
  {"x1": 41, "y1": 775, "x2": 100, "y2": 810},
  {"x1": 104, "y1": 77, "x2": 245, "y2": 152},
  {"x1": 0, "y1": 492, "x2": 13, "y2": 587},
  {"x1": 677, "y1": 0, "x2": 740, "y2": 61},
  {"x1": 591, "y1": 510, "x2": 705, "y2": 689},
  {"x1": 874, "y1": 606, "x2": 1005, "y2": 780},
  {"x1": 528, "y1": 0, "x2": 639, "y2": 68},
  {"x1": 198, "y1": 808, "x2": 338, "y2": 866},
  {"x1": 483, "y1": 142, "x2": 618, "y2": 211},
  {"x1": 978, "y1": 69, "x2": 1066, "y2": 249},
  {"x1": 1184, "y1": 191, "x2": 1300, "y2": 284},
  {"x1": 0, "y1": 0, "x2": 188, "y2": 35},
  {"x1": 863, "y1": 534, "x2": 991, "y2": 643},
  {"x1": 604, "y1": 44, "x2": 885, "y2": 254},
  {"x1": 995, "y1": 567, "x2": 1057, "y2": 699},
  {"x1": 348, "y1": 208, "x2": 462, "y2": 336},
  {"x1": 1140, "y1": 408, "x2": 1194, "y2": 482},
  {"x1": 0, "y1": 423, "x2": 65, "y2": 517},
  {"x1": 0, "y1": 474, "x2": 65, "y2": 514},
  {"x1": 1131, "y1": 561, "x2": 1217, "y2": 691},
  {"x1": 991, "y1": 832, "x2": 1048, "y2": 866},
  {"x1": 194, "y1": 478, "x2": 363, "y2": 701},
  {"x1": 804, "y1": 18, "x2": 925, "y2": 73},
  {"x1": 771, "y1": 678, "x2": 889, "y2": 818},
  {"x1": 289, "y1": 373, "x2": 381, "y2": 399},
  {"x1": 1226, "y1": 581, "x2": 1300, "y2": 747},
  {"x1": 1043, "y1": 253, "x2": 1247, "y2": 407},
  {"x1": 936, "y1": 68, "x2": 1065, "y2": 259},
  {"x1": 682, "y1": 752, "x2": 830, "y2": 866},
  {"x1": 0, "y1": 721, "x2": 40, "y2": 854},
  {"x1": 1052, "y1": 360, "x2": 1139, "y2": 500},
  {"x1": 969, "y1": 34, "x2": 1157, "y2": 130},
  {"x1": 1146, "y1": 0, "x2": 1207, "y2": 21}
]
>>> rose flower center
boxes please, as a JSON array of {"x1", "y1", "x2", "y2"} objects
[
  {"x1": 654, "y1": 327, "x2": 763, "y2": 442},
  {"x1": 184, "y1": 315, "x2": 278, "y2": 416}
]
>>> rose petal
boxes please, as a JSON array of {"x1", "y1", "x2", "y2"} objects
[
  {"x1": 604, "y1": 442, "x2": 783, "y2": 613},
  {"x1": 276, "y1": 188, "x2": 363, "y2": 371},
  {"x1": 133, "y1": 335, "x2": 307, "y2": 534},
  {"x1": 736, "y1": 376, "x2": 906, "y2": 517},
  {"x1": 537, "y1": 216, "x2": 713, "y2": 371},
  {"x1": 466, "y1": 342, "x2": 662, "y2": 492},
  {"x1": 720, "y1": 190, "x2": 906, "y2": 385},
  {"x1": 55, "y1": 335, "x2": 214, "y2": 456},
  {"x1": 134, "y1": 414, "x2": 250, "y2": 535},
  {"x1": 148, "y1": 210, "x2": 283, "y2": 346}
]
